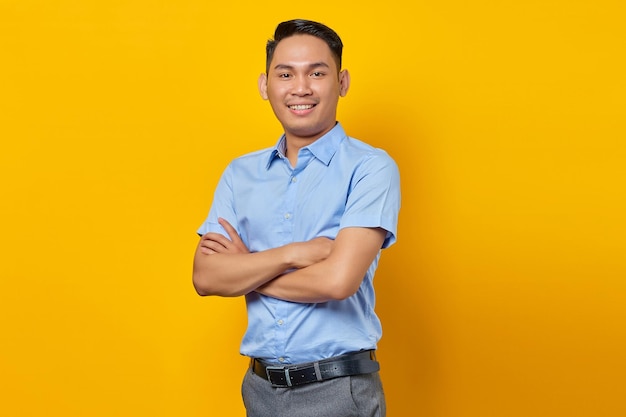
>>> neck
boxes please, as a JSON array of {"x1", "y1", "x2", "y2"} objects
[
  {"x1": 283, "y1": 123, "x2": 336, "y2": 166},
  {"x1": 285, "y1": 136, "x2": 316, "y2": 167}
]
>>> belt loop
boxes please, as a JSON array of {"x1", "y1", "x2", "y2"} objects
[
  {"x1": 313, "y1": 361, "x2": 323, "y2": 381},
  {"x1": 284, "y1": 368, "x2": 292, "y2": 387}
]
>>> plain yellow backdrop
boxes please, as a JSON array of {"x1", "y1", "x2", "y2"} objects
[{"x1": 1, "y1": 1, "x2": 624, "y2": 416}]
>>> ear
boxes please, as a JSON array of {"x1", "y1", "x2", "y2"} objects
[
  {"x1": 258, "y1": 73, "x2": 269, "y2": 100},
  {"x1": 339, "y1": 69, "x2": 350, "y2": 97}
]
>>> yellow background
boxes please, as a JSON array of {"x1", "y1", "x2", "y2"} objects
[{"x1": 1, "y1": 1, "x2": 625, "y2": 416}]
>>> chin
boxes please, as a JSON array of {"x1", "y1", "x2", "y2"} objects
[
  {"x1": 285, "y1": 122, "x2": 334, "y2": 139},
  {"x1": 288, "y1": 129, "x2": 325, "y2": 140}
]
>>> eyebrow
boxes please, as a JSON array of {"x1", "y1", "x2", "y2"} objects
[{"x1": 272, "y1": 62, "x2": 331, "y2": 71}]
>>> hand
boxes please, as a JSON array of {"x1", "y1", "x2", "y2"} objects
[{"x1": 199, "y1": 217, "x2": 249, "y2": 255}]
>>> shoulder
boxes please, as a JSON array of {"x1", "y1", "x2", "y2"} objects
[
  {"x1": 224, "y1": 146, "x2": 275, "y2": 171},
  {"x1": 340, "y1": 136, "x2": 399, "y2": 172},
  {"x1": 342, "y1": 136, "x2": 394, "y2": 158}
]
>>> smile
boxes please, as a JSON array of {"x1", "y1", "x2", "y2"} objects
[{"x1": 288, "y1": 104, "x2": 315, "y2": 110}]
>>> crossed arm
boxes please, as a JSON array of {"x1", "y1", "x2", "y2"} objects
[{"x1": 192, "y1": 218, "x2": 386, "y2": 303}]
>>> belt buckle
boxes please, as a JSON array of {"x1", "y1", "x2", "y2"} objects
[{"x1": 265, "y1": 365, "x2": 292, "y2": 387}]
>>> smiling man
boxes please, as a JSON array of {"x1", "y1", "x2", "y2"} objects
[{"x1": 193, "y1": 19, "x2": 401, "y2": 417}]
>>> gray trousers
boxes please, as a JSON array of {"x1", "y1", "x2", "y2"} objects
[{"x1": 241, "y1": 367, "x2": 386, "y2": 417}]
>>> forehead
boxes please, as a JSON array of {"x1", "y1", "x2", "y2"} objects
[{"x1": 270, "y1": 34, "x2": 337, "y2": 70}]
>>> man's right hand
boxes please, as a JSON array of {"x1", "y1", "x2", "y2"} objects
[{"x1": 199, "y1": 217, "x2": 250, "y2": 255}]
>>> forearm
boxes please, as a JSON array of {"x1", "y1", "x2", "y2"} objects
[
  {"x1": 255, "y1": 259, "x2": 353, "y2": 303},
  {"x1": 256, "y1": 227, "x2": 386, "y2": 303},
  {"x1": 192, "y1": 245, "x2": 291, "y2": 297}
]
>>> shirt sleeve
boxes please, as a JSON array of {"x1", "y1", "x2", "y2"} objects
[
  {"x1": 196, "y1": 163, "x2": 238, "y2": 238},
  {"x1": 339, "y1": 151, "x2": 401, "y2": 248}
]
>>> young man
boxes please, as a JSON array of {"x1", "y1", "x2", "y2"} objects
[{"x1": 193, "y1": 19, "x2": 400, "y2": 417}]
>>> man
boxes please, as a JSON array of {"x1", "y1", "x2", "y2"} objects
[{"x1": 193, "y1": 19, "x2": 400, "y2": 417}]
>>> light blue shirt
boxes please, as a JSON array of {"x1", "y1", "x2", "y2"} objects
[{"x1": 197, "y1": 123, "x2": 401, "y2": 364}]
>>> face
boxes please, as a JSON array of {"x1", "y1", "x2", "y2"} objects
[{"x1": 259, "y1": 34, "x2": 350, "y2": 143}]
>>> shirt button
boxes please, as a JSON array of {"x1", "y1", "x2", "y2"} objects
[
  {"x1": 277, "y1": 319, "x2": 284, "y2": 325},
  {"x1": 284, "y1": 213, "x2": 291, "y2": 219},
  {"x1": 291, "y1": 177, "x2": 297, "y2": 183},
  {"x1": 278, "y1": 357, "x2": 285, "y2": 363}
]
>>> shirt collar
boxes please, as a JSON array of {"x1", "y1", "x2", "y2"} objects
[{"x1": 266, "y1": 122, "x2": 346, "y2": 169}]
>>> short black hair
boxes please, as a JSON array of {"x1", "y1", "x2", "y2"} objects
[{"x1": 266, "y1": 19, "x2": 343, "y2": 74}]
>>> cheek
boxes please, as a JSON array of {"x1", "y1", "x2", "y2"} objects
[{"x1": 267, "y1": 88, "x2": 286, "y2": 105}]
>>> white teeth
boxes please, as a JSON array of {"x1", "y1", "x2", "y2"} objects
[{"x1": 289, "y1": 104, "x2": 314, "y2": 110}]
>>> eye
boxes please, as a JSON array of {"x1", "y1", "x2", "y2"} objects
[
  {"x1": 311, "y1": 72, "x2": 326, "y2": 78},
  {"x1": 278, "y1": 73, "x2": 291, "y2": 79}
]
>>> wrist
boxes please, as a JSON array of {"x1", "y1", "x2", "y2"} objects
[{"x1": 282, "y1": 242, "x2": 299, "y2": 269}]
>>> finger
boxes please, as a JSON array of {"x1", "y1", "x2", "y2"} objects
[
  {"x1": 218, "y1": 217, "x2": 242, "y2": 243},
  {"x1": 200, "y1": 239, "x2": 230, "y2": 254},
  {"x1": 200, "y1": 237, "x2": 228, "y2": 251},
  {"x1": 201, "y1": 232, "x2": 231, "y2": 249}
]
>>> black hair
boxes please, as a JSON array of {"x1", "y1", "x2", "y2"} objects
[{"x1": 265, "y1": 19, "x2": 343, "y2": 73}]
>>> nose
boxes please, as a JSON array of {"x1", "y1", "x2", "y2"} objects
[{"x1": 292, "y1": 75, "x2": 312, "y2": 96}]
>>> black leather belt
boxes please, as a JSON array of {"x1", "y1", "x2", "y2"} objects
[{"x1": 250, "y1": 350, "x2": 380, "y2": 387}]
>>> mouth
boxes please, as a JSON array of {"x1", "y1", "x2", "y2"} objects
[{"x1": 288, "y1": 104, "x2": 316, "y2": 111}]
